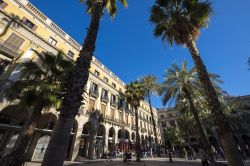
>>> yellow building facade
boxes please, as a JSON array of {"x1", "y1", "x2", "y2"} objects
[{"x1": 0, "y1": 0, "x2": 161, "y2": 161}]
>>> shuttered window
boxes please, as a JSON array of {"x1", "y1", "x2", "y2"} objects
[
  {"x1": 100, "y1": 104, "x2": 106, "y2": 116},
  {"x1": 88, "y1": 99, "x2": 95, "y2": 112},
  {"x1": 4, "y1": 33, "x2": 24, "y2": 50}
]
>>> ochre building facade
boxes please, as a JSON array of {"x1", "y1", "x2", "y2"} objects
[{"x1": 0, "y1": 0, "x2": 162, "y2": 161}]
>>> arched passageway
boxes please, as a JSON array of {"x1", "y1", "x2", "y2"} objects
[
  {"x1": 117, "y1": 129, "x2": 131, "y2": 153},
  {"x1": 96, "y1": 124, "x2": 105, "y2": 158},
  {"x1": 108, "y1": 127, "x2": 115, "y2": 152},
  {"x1": 31, "y1": 113, "x2": 57, "y2": 160},
  {"x1": 78, "y1": 122, "x2": 90, "y2": 157}
]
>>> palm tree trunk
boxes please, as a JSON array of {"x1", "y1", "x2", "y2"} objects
[
  {"x1": 147, "y1": 90, "x2": 160, "y2": 157},
  {"x1": 134, "y1": 107, "x2": 141, "y2": 162},
  {"x1": 42, "y1": 2, "x2": 103, "y2": 166},
  {"x1": 0, "y1": 104, "x2": 42, "y2": 166},
  {"x1": 186, "y1": 36, "x2": 245, "y2": 166},
  {"x1": 182, "y1": 87, "x2": 215, "y2": 163}
]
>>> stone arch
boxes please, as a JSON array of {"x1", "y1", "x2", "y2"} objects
[
  {"x1": 125, "y1": 130, "x2": 130, "y2": 140},
  {"x1": 36, "y1": 113, "x2": 57, "y2": 130},
  {"x1": 0, "y1": 113, "x2": 12, "y2": 149},
  {"x1": 118, "y1": 129, "x2": 123, "y2": 139},
  {"x1": 108, "y1": 127, "x2": 115, "y2": 152},
  {"x1": 32, "y1": 135, "x2": 51, "y2": 160},
  {"x1": 0, "y1": 104, "x2": 27, "y2": 124},
  {"x1": 131, "y1": 132, "x2": 135, "y2": 141},
  {"x1": 96, "y1": 124, "x2": 106, "y2": 157},
  {"x1": 4, "y1": 134, "x2": 19, "y2": 156},
  {"x1": 27, "y1": 112, "x2": 57, "y2": 160},
  {"x1": 78, "y1": 122, "x2": 90, "y2": 157}
]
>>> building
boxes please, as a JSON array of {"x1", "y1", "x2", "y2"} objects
[
  {"x1": 157, "y1": 108, "x2": 180, "y2": 145},
  {"x1": 0, "y1": 0, "x2": 162, "y2": 161}
]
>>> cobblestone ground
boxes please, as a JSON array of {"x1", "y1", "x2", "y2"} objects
[{"x1": 24, "y1": 158, "x2": 250, "y2": 166}]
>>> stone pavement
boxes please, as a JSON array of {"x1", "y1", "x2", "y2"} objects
[{"x1": 24, "y1": 158, "x2": 250, "y2": 166}]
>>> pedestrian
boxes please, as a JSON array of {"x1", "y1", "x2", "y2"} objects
[
  {"x1": 183, "y1": 148, "x2": 188, "y2": 160},
  {"x1": 198, "y1": 148, "x2": 209, "y2": 166},
  {"x1": 144, "y1": 149, "x2": 147, "y2": 158}
]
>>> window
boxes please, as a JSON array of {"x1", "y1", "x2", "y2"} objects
[
  {"x1": 111, "y1": 94, "x2": 116, "y2": 102},
  {"x1": 168, "y1": 114, "x2": 172, "y2": 117},
  {"x1": 4, "y1": 33, "x2": 25, "y2": 51},
  {"x1": 170, "y1": 120, "x2": 176, "y2": 127},
  {"x1": 162, "y1": 121, "x2": 166, "y2": 127},
  {"x1": 88, "y1": 99, "x2": 95, "y2": 112},
  {"x1": 104, "y1": 77, "x2": 109, "y2": 83},
  {"x1": 100, "y1": 104, "x2": 106, "y2": 116},
  {"x1": 48, "y1": 37, "x2": 57, "y2": 46},
  {"x1": 94, "y1": 70, "x2": 100, "y2": 77},
  {"x1": 112, "y1": 82, "x2": 116, "y2": 88},
  {"x1": 23, "y1": 19, "x2": 35, "y2": 29},
  {"x1": 91, "y1": 83, "x2": 98, "y2": 92},
  {"x1": 68, "y1": 50, "x2": 74, "y2": 58},
  {"x1": 0, "y1": 1, "x2": 8, "y2": 9},
  {"x1": 101, "y1": 89, "x2": 108, "y2": 98},
  {"x1": 119, "y1": 112, "x2": 123, "y2": 121},
  {"x1": 161, "y1": 115, "x2": 164, "y2": 118}
]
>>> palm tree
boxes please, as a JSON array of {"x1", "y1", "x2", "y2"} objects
[
  {"x1": 139, "y1": 75, "x2": 161, "y2": 156},
  {"x1": 0, "y1": 52, "x2": 73, "y2": 166},
  {"x1": 159, "y1": 62, "x2": 215, "y2": 163},
  {"x1": 42, "y1": 1, "x2": 127, "y2": 165},
  {"x1": 150, "y1": 0, "x2": 243, "y2": 165},
  {"x1": 0, "y1": 13, "x2": 20, "y2": 37},
  {"x1": 125, "y1": 81, "x2": 145, "y2": 162}
]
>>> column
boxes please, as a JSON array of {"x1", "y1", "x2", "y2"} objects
[
  {"x1": 83, "y1": 81, "x2": 91, "y2": 115},
  {"x1": 69, "y1": 126, "x2": 83, "y2": 161},
  {"x1": 96, "y1": 85, "x2": 102, "y2": 110},
  {"x1": 106, "y1": 92, "x2": 111, "y2": 117},
  {"x1": 104, "y1": 130, "x2": 109, "y2": 153}
]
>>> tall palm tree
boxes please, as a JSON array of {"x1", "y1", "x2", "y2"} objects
[
  {"x1": 150, "y1": 0, "x2": 243, "y2": 165},
  {"x1": 125, "y1": 81, "x2": 145, "y2": 162},
  {"x1": 42, "y1": 1, "x2": 128, "y2": 165},
  {"x1": 0, "y1": 52, "x2": 73, "y2": 166},
  {"x1": 159, "y1": 62, "x2": 215, "y2": 163},
  {"x1": 139, "y1": 75, "x2": 161, "y2": 156}
]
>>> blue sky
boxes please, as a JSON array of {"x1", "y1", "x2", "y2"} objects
[{"x1": 30, "y1": 0, "x2": 250, "y2": 108}]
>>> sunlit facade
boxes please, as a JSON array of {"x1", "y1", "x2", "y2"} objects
[{"x1": 0, "y1": 0, "x2": 161, "y2": 161}]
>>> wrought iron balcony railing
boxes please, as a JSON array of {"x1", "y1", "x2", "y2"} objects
[
  {"x1": 101, "y1": 95, "x2": 109, "y2": 103},
  {"x1": 104, "y1": 115, "x2": 125, "y2": 126},
  {"x1": 0, "y1": 40, "x2": 24, "y2": 59},
  {"x1": 141, "y1": 128, "x2": 147, "y2": 133},
  {"x1": 110, "y1": 100, "x2": 118, "y2": 107},
  {"x1": 132, "y1": 124, "x2": 136, "y2": 130},
  {"x1": 90, "y1": 89, "x2": 99, "y2": 98}
]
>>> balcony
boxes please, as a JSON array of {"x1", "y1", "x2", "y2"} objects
[
  {"x1": 104, "y1": 115, "x2": 125, "y2": 126},
  {"x1": 110, "y1": 100, "x2": 118, "y2": 108},
  {"x1": 132, "y1": 124, "x2": 136, "y2": 130},
  {"x1": 141, "y1": 128, "x2": 147, "y2": 133},
  {"x1": 101, "y1": 95, "x2": 109, "y2": 103},
  {"x1": 148, "y1": 130, "x2": 153, "y2": 135},
  {"x1": 90, "y1": 89, "x2": 99, "y2": 98},
  {"x1": 0, "y1": 40, "x2": 24, "y2": 59}
]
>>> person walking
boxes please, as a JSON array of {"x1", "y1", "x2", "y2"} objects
[{"x1": 198, "y1": 148, "x2": 209, "y2": 166}]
